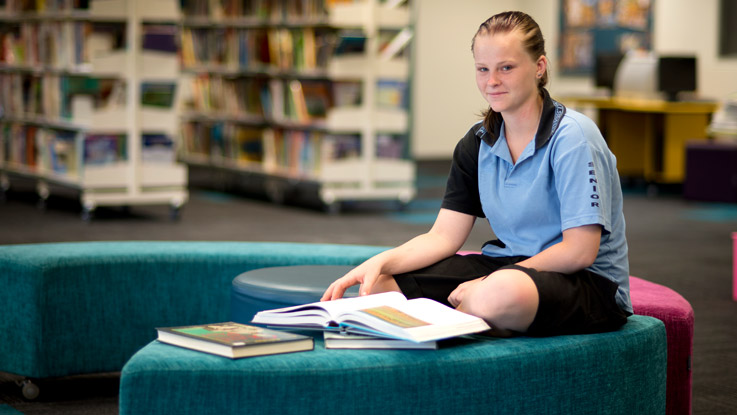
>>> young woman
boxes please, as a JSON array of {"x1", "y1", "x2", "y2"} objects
[{"x1": 321, "y1": 11, "x2": 632, "y2": 337}]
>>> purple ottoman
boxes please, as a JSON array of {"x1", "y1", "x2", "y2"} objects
[{"x1": 630, "y1": 276, "x2": 694, "y2": 415}]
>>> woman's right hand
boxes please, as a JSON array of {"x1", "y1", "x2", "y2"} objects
[{"x1": 320, "y1": 260, "x2": 383, "y2": 301}]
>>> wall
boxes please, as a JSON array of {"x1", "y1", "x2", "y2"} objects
[
  {"x1": 650, "y1": 0, "x2": 737, "y2": 99},
  {"x1": 411, "y1": 0, "x2": 737, "y2": 159},
  {"x1": 410, "y1": 0, "x2": 516, "y2": 159}
]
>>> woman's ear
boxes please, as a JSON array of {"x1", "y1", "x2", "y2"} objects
[{"x1": 536, "y1": 55, "x2": 548, "y2": 77}]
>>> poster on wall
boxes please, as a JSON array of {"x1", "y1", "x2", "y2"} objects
[{"x1": 559, "y1": 0, "x2": 653, "y2": 76}]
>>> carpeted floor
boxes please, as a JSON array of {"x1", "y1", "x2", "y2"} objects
[{"x1": 1, "y1": 161, "x2": 736, "y2": 414}]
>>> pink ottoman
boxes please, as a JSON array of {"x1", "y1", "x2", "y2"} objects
[
  {"x1": 733, "y1": 232, "x2": 737, "y2": 301},
  {"x1": 630, "y1": 276, "x2": 694, "y2": 415},
  {"x1": 457, "y1": 252, "x2": 693, "y2": 415}
]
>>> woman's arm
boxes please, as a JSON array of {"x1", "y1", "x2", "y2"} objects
[
  {"x1": 448, "y1": 224, "x2": 601, "y2": 312},
  {"x1": 321, "y1": 208, "x2": 476, "y2": 300},
  {"x1": 516, "y1": 224, "x2": 602, "y2": 273}
]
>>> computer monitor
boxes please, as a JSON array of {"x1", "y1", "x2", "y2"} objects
[
  {"x1": 658, "y1": 56, "x2": 697, "y2": 101},
  {"x1": 594, "y1": 52, "x2": 624, "y2": 92}
]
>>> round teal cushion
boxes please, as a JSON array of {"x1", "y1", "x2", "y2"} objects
[{"x1": 231, "y1": 265, "x2": 358, "y2": 323}]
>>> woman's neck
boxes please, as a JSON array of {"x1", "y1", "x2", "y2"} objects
[
  {"x1": 503, "y1": 95, "x2": 543, "y2": 141},
  {"x1": 502, "y1": 94, "x2": 543, "y2": 163}
]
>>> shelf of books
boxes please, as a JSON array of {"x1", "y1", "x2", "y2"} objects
[
  {"x1": 0, "y1": 0, "x2": 187, "y2": 219},
  {"x1": 177, "y1": 0, "x2": 415, "y2": 211}
]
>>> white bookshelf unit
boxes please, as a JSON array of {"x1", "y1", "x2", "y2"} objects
[
  {"x1": 178, "y1": 0, "x2": 415, "y2": 212},
  {"x1": 0, "y1": 0, "x2": 188, "y2": 220}
]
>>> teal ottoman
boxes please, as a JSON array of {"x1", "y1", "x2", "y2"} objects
[{"x1": 119, "y1": 315, "x2": 666, "y2": 415}]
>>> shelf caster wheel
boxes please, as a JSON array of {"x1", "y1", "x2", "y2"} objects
[
  {"x1": 169, "y1": 206, "x2": 181, "y2": 222},
  {"x1": 0, "y1": 174, "x2": 8, "y2": 198},
  {"x1": 81, "y1": 201, "x2": 96, "y2": 222},
  {"x1": 0, "y1": 178, "x2": 7, "y2": 203},
  {"x1": 81, "y1": 208, "x2": 95, "y2": 222},
  {"x1": 398, "y1": 192, "x2": 414, "y2": 211},
  {"x1": 325, "y1": 201, "x2": 341, "y2": 215},
  {"x1": 36, "y1": 181, "x2": 50, "y2": 211},
  {"x1": 17, "y1": 379, "x2": 39, "y2": 400},
  {"x1": 265, "y1": 183, "x2": 285, "y2": 205},
  {"x1": 36, "y1": 197, "x2": 47, "y2": 211}
]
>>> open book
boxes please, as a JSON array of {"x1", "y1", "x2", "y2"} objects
[{"x1": 251, "y1": 292, "x2": 491, "y2": 343}]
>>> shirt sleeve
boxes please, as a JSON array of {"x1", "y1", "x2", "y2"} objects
[
  {"x1": 551, "y1": 124, "x2": 614, "y2": 234},
  {"x1": 441, "y1": 127, "x2": 485, "y2": 218}
]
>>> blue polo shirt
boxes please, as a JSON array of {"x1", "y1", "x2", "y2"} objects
[{"x1": 442, "y1": 89, "x2": 632, "y2": 313}]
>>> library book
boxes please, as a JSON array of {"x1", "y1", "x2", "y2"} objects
[
  {"x1": 156, "y1": 322, "x2": 313, "y2": 359},
  {"x1": 251, "y1": 292, "x2": 491, "y2": 343},
  {"x1": 323, "y1": 331, "x2": 438, "y2": 350}
]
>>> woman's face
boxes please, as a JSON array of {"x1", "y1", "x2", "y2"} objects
[{"x1": 473, "y1": 30, "x2": 546, "y2": 116}]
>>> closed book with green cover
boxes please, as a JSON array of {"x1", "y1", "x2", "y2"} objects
[{"x1": 156, "y1": 322, "x2": 313, "y2": 359}]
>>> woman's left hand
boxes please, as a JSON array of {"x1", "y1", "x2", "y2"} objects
[{"x1": 448, "y1": 276, "x2": 487, "y2": 308}]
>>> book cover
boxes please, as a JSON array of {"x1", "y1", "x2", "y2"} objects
[
  {"x1": 301, "y1": 80, "x2": 332, "y2": 118},
  {"x1": 140, "y1": 83, "x2": 176, "y2": 108},
  {"x1": 83, "y1": 134, "x2": 125, "y2": 165},
  {"x1": 156, "y1": 322, "x2": 314, "y2": 359},
  {"x1": 142, "y1": 24, "x2": 178, "y2": 53},
  {"x1": 379, "y1": 27, "x2": 412, "y2": 60},
  {"x1": 142, "y1": 134, "x2": 174, "y2": 163},
  {"x1": 376, "y1": 79, "x2": 408, "y2": 109},
  {"x1": 333, "y1": 30, "x2": 366, "y2": 55},
  {"x1": 48, "y1": 130, "x2": 78, "y2": 174}
]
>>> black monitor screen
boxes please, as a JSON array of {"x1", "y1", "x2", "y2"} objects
[
  {"x1": 658, "y1": 56, "x2": 697, "y2": 101},
  {"x1": 594, "y1": 52, "x2": 624, "y2": 90}
]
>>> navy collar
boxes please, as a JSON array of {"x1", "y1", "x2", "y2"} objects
[{"x1": 476, "y1": 88, "x2": 566, "y2": 150}]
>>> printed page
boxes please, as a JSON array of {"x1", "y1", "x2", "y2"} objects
[
  {"x1": 393, "y1": 298, "x2": 483, "y2": 325},
  {"x1": 349, "y1": 298, "x2": 481, "y2": 327},
  {"x1": 318, "y1": 291, "x2": 408, "y2": 317},
  {"x1": 252, "y1": 291, "x2": 407, "y2": 325},
  {"x1": 340, "y1": 297, "x2": 490, "y2": 342}
]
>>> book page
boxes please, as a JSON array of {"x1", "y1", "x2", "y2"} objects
[
  {"x1": 358, "y1": 305, "x2": 431, "y2": 328},
  {"x1": 392, "y1": 298, "x2": 482, "y2": 325},
  {"x1": 318, "y1": 291, "x2": 408, "y2": 317},
  {"x1": 348, "y1": 298, "x2": 481, "y2": 327},
  {"x1": 252, "y1": 291, "x2": 408, "y2": 324},
  {"x1": 338, "y1": 297, "x2": 490, "y2": 342}
]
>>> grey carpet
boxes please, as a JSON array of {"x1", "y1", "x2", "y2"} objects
[{"x1": 0, "y1": 161, "x2": 735, "y2": 414}]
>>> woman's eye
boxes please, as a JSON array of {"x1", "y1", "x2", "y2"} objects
[
  {"x1": 501, "y1": 65, "x2": 513, "y2": 72},
  {"x1": 476, "y1": 67, "x2": 488, "y2": 72}
]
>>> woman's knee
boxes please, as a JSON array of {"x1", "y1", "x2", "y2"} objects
[{"x1": 458, "y1": 268, "x2": 539, "y2": 332}]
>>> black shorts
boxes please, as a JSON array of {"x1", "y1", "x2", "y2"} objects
[{"x1": 393, "y1": 254, "x2": 630, "y2": 337}]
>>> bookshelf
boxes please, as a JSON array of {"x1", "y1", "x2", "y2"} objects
[
  {"x1": 178, "y1": 0, "x2": 416, "y2": 212},
  {"x1": 0, "y1": 0, "x2": 187, "y2": 220}
]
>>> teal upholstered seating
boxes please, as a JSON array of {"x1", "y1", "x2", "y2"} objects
[
  {"x1": 0, "y1": 242, "x2": 386, "y2": 379},
  {"x1": 231, "y1": 265, "x2": 359, "y2": 323},
  {"x1": 119, "y1": 315, "x2": 667, "y2": 415},
  {"x1": 1, "y1": 241, "x2": 669, "y2": 413}
]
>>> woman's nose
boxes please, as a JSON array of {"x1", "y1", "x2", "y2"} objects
[{"x1": 487, "y1": 73, "x2": 499, "y2": 86}]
